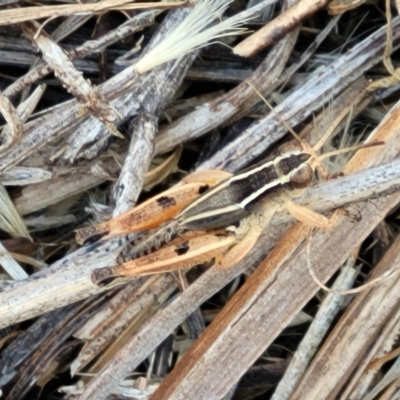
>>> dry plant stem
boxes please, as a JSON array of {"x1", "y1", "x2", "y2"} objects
[
  {"x1": 73, "y1": 279, "x2": 149, "y2": 339},
  {"x1": 76, "y1": 10, "x2": 296, "y2": 160},
  {"x1": 163, "y1": 90, "x2": 225, "y2": 121},
  {"x1": 155, "y1": 0, "x2": 300, "y2": 156},
  {"x1": 0, "y1": 92, "x2": 22, "y2": 154},
  {"x1": 268, "y1": 14, "x2": 341, "y2": 94},
  {"x1": 14, "y1": 84, "x2": 46, "y2": 124},
  {"x1": 50, "y1": 15, "x2": 92, "y2": 43},
  {"x1": 108, "y1": 45, "x2": 208, "y2": 213},
  {"x1": 0, "y1": 183, "x2": 30, "y2": 239},
  {"x1": 14, "y1": 147, "x2": 180, "y2": 217},
  {"x1": 0, "y1": 0, "x2": 20, "y2": 4},
  {"x1": 186, "y1": 64, "x2": 252, "y2": 83},
  {"x1": 62, "y1": 8, "x2": 197, "y2": 162},
  {"x1": 144, "y1": 147, "x2": 182, "y2": 191},
  {"x1": 2, "y1": 296, "x2": 105, "y2": 399},
  {"x1": 271, "y1": 260, "x2": 358, "y2": 400},
  {"x1": 156, "y1": 12, "x2": 337, "y2": 153},
  {"x1": 0, "y1": 241, "x2": 28, "y2": 281},
  {"x1": 62, "y1": 0, "x2": 265, "y2": 160},
  {"x1": 290, "y1": 235, "x2": 400, "y2": 400},
  {"x1": 233, "y1": 0, "x2": 329, "y2": 57},
  {"x1": 0, "y1": 301, "x2": 92, "y2": 388},
  {"x1": 1, "y1": 83, "x2": 45, "y2": 151},
  {"x1": 327, "y1": 0, "x2": 366, "y2": 15},
  {"x1": 18, "y1": 15, "x2": 89, "y2": 103},
  {"x1": 382, "y1": 0, "x2": 399, "y2": 82},
  {"x1": 221, "y1": 386, "x2": 237, "y2": 400},
  {"x1": 0, "y1": 237, "x2": 125, "y2": 330},
  {"x1": 344, "y1": 309, "x2": 400, "y2": 400},
  {"x1": 0, "y1": 166, "x2": 51, "y2": 186},
  {"x1": 21, "y1": 22, "x2": 120, "y2": 128},
  {"x1": 0, "y1": 8, "x2": 194, "y2": 171},
  {"x1": 378, "y1": 378, "x2": 400, "y2": 400},
  {"x1": 295, "y1": 160, "x2": 400, "y2": 212},
  {"x1": 221, "y1": 14, "x2": 341, "y2": 127},
  {"x1": 156, "y1": 17, "x2": 400, "y2": 167},
  {"x1": 71, "y1": 275, "x2": 176, "y2": 376},
  {"x1": 299, "y1": 77, "x2": 370, "y2": 147},
  {"x1": 362, "y1": 346, "x2": 400, "y2": 400},
  {"x1": 13, "y1": 156, "x2": 120, "y2": 216},
  {"x1": 85, "y1": 276, "x2": 177, "y2": 380},
  {"x1": 24, "y1": 214, "x2": 76, "y2": 230},
  {"x1": 347, "y1": 316, "x2": 400, "y2": 399},
  {"x1": 0, "y1": 87, "x2": 48, "y2": 185},
  {"x1": 112, "y1": 114, "x2": 158, "y2": 215},
  {"x1": 200, "y1": 18, "x2": 400, "y2": 172},
  {"x1": 0, "y1": 0, "x2": 185, "y2": 26},
  {"x1": 0, "y1": 97, "x2": 85, "y2": 171},
  {"x1": 4, "y1": 11, "x2": 157, "y2": 99},
  {"x1": 0, "y1": 50, "x2": 106, "y2": 76},
  {"x1": 1, "y1": 239, "x2": 37, "y2": 258},
  {"x1": 395, "y1": 0, "x2": 400, "y2": 17}
]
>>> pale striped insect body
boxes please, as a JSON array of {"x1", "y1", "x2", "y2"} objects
[{"x1": 176, "y1": 141, "x2": 314, "y2": 232}]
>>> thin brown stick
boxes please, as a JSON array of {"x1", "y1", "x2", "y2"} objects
[
  {"x1": 0, "y1": 1, "x2": 187, "y2": 26},
  {"x1": 233, "y1": 0, "x2": 329, "y2": 57}
]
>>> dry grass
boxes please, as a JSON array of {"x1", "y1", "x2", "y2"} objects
[{"x1": 1, "y1": 1, "x2": 400, "y2": 399}]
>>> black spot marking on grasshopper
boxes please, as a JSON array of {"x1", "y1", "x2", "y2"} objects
[
  {"x1": 175, "y1": 241, "x2": 190, "y2": 256},
  {"x1": 156, "y1": 196, "x2": 177, "y2": 209},
  {"x1": 198, "y1": 184, "x2": 210, "y2": 194}
]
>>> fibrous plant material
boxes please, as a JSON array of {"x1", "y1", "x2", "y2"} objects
[
  {"x1": 1, "y1": 1, "x2": 400, "y2": 400},
  {"x1": 0, "y1": 0, "x2": 187, "y2": 26}
]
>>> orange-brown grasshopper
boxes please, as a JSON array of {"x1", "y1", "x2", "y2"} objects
[{"x1": 76, "y1": 121, "x2": 382, "y2": 284}]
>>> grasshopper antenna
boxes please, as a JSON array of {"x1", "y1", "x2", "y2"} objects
[
  {"x1": 246, "y1": 81, "x2": 384, "y2": 176},
  {"x1": 246, "y1": 81, "x2": 305, "y2": 145}
]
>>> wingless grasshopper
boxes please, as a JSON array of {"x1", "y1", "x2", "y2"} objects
[{"x1": 76, "y1": 114, "x2": 382, "y2": 284}]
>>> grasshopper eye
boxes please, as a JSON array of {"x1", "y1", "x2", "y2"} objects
[{"x1": 289, "y1": 164, "x2": 314, "y2": 189}]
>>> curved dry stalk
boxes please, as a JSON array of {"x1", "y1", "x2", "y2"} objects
[
  {"x1": 0, "y1": 1, "x2": 185, "y2": 26},
  {"x1": 233, "y1": 0, "x2": 329, "y2": 57},
  {"x1": 271, "y1": 257, "x2": 359, "y2": 400},
  {"x1": 0, "y1": 0, "x2": 257, "y2": 171},
  {"x1": 111, "y1": 114, "x2": 158, "y2": 215},
  {"x1": 3, "y1": 12, "x2": 157, "y2": 99},
  {"x1": 155, "y1": 17, "x2": 400, "y2": 171}
]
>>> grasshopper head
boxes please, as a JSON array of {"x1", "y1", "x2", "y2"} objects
[{"x1": 276, "y1": 141, "x2": 314, "y2": 189}]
